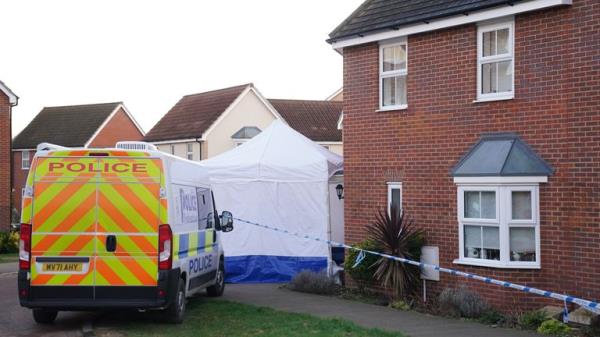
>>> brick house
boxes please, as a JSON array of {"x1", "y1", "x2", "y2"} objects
[
  {"x1": 144, "y1": 83, "x2": 343, "y2": 158},
  {"x1": 0, "y1": 81, "x2": 18, "y2": 231},
  {"x1": 12, "y1": 102, "x2": 144, "y2": 214},
  {"x1": 328, "y1": 0, "x2": 599, "y2": 311}
]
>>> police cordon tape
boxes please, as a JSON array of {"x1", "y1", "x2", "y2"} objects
[{"x1": 233, "y1": 217, "x2": 600, "y2": 315}]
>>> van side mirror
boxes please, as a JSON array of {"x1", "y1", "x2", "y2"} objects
[{"x1": 220, "y1": 211, "x2": 234, "y2": 232}]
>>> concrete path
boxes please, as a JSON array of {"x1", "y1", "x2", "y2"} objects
[{"x1": 222, "y1": 283, "x2": 541, "y2": 337}]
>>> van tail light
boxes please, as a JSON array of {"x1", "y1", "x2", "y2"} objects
[
  {"x1": 19, "y1": 224, "x2": 31, "y2": 270},
  {"x1": 158, "y1": 224, "x2": 172, "y2": 270}
]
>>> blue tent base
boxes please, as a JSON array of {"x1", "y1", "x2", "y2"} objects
[{"x1": 225, "y1": 255, "x2": 328, "y2": 283}]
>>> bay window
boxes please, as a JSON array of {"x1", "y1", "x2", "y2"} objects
[
  {"x1": 379, "y1": 39, "x2": 407, "y2": 110},
  {"x1": 457, "y1": 184, "x2": 539, "y2": 268},
  {"x1": 477, "y1": 19, "x2": 514, "y2": 101}
]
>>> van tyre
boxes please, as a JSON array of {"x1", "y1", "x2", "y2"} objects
[
  {"x1": 165, "y1": 278, "x2": 186, "y2": 324},
  {"x1": 207, "y1": 260, "x2": 225, "y2": 297},
  {"x1": 32, "y1": 309, "x2": 58, "y2": 324}
]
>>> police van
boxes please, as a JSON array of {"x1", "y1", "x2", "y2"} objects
[{"x1": 18, "y1": 142, "x2": 233, "y2": 324}]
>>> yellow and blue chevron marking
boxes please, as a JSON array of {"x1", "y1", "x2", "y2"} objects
[{"x1": 173, "y1": 229, "x2": 217, "y2": 262}]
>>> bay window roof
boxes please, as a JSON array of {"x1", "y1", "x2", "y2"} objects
[{"x1": 451, "y1": 133, "x2": 554, "y2": 177}]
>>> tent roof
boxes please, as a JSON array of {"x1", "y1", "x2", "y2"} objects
[
  {"x1": 202, "y1": 120, "x2": 343, "y2": 182},
  {"x1": 451, "y1": 133, "x2": 554, "y2": 177}
]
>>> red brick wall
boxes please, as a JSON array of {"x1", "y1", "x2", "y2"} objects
[
  {"x1": 11, "y1": 151, "x2": 30, "y2": 220},
  {"x1": 342, "y1": 2, "x2": 599, "y2": 311},
  {"x1": 0, "y1": 93, "x2": 11, "y2": 231},
  {"x1": 87, "y1": 107, "x2": 143, "y2": 148}
]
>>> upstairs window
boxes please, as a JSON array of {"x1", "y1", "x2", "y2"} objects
[
  {"x1": 477, "y1": 19, "x2": 514, "y2": 101},
  {"x1": 22, "y1": 151, "x2": 30, "y2": 169},
  {"x1": 379, "y1": 40, "x2": 407, "y2": 110},
  {"x1": 186, "y1": 143, "x2": 194, "y2": 160}
]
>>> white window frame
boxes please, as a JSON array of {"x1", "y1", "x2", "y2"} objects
[
  {"x1": 21, "y1": 151, "x2": 30, "y2": 170},
  {"x1": 455, "y1": 183, "x2": 540, "y2": 269},
  {"x1": 186, "y1": 143, "x2": 194, "y2": 160},
  {"x1": 476, "y1": 18, "x2": 515, "y2": 102},
  {"x1": 379, "y1": 38, "x2": 408, "y2": 111},
  {"x1": 387, "y1": 182, "x2": 402, "y2": 215}
]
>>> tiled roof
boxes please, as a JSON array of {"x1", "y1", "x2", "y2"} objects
[
  {"x1": 12, "y1": 102, "x2": 121, "y2": 149},
  {"x1": 144, "y1": 84, "x2": 251, "y2": 142},
  {"x1": 328, "y1": 0, "x2": 527, "y2": 42},
  {"x1": 451, "y1": 133, "x2": 554, "y2": 177},
  {"x1": 268, "y1": 99, "x2": 342, "y2": 142}
]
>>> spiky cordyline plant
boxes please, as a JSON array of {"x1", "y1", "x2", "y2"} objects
[{"x1": 366, "y1": 204, "x2": 424, "y2": 298}]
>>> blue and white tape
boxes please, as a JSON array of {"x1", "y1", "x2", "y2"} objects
[{"x1": 234, "y1": 217, "x2": 600, "y2": 315}]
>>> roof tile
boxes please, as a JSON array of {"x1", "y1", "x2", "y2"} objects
[
  {"x1": 12, "y1": 102, "x2": 121, "y2": 149},
  {"x1": 144, "y1": 84, "x2": 251, "y2": 142},
  {"x1": 268, "y1": 99, "x2": 342, "y2": 142},
  {"x1": 328, "y1": 0, "x2": 527, "y2": 42}
]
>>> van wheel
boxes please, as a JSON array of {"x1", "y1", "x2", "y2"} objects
[
  {"x1": 206, "y1": 261, "x2": 225, "y2": 297},
  {"x1": 165, "y1": 278, "x2": 186, "y2": 324},
  {"x1": 32, "y1": 309, "x2": 58, "y2": 324}
]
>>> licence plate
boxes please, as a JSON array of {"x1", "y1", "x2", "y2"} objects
[{"x1": 41, "y1": 263, "x2": 83, "y2": 272}]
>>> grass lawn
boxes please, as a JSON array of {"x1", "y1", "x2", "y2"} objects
[
  {"x1": 111, "y1": 299, "x2": 405, "y2": 337},
  {"x1": 0, "y1": 253, "x2": 17, "y2": 264}
]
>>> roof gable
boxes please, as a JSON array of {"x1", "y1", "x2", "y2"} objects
[
  {"x1": 451, "y1": 133, "x2": 554, "y2": 177},
  {"x1": 144, "y1": 84, "x2": 251, "y2": 142},
  {"x1": 268, "y1": 99, "x2": 343, "y2": 142},
  {"x1": 0, "y1": 80, "x2": 18, "y2": 105},
  {"x1": 12, "y1": 102, "x2": 122, "y2": 149}
]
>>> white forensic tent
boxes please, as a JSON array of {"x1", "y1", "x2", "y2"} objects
[{"x1": 201, "y1": 120, "x2": 343, "y2": 283}]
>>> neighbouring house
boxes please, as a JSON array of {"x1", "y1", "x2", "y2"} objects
[
  {"x1": 144, "y1": 83, "x2": 343, "y2": 158},
  {"x1": 0, "y1": 81, "x2": 18, "y2": 231},
  {"x1": 328, "y1": 0, "x2": 599, "y2": 312},
  {"x1": 269, "y1": 99, "x2": 342, "y2": 155},
  {"x1": 11, "y1": 102, "x2": 144, "y2": 213}
]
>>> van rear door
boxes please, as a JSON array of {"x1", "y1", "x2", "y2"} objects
[
  {"x1": 29, "y1": 153, "x2": 164, "y2": 300},
  {"x1": 95, "y1": 157, "x2": 161, "y2": 295}
]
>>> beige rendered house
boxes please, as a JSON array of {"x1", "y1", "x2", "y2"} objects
[{"x1": 144, "y1": 83, "x2": 343, "y2": 159}]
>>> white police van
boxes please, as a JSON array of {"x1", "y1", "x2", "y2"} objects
[{"x1": 18, "y1": 142, "x2": 233, "y2": 324}]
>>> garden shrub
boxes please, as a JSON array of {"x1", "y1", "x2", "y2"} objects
[
  {"x1": 537, "y1": 319, "x2": 571, "y2": 336},
  {"x1": 288, "y1": 270, "x2": 338, "y2": 295},
  {"x1": 0, "y1": 232, "x2": 19, "y2": 254},
  {"x1": 390, "y1": 300, "x2": 411, "y2": 311},
  {"x1": 519, "y1": 310, "x2": 551, "y2": 330},
  {"x1": 343, "y1": 239, "x2": 382, "y2": 285},
  {"x1": 478, "y1": 310, "x2": 506, "y2": 325},
  {"x1": 365, "y1": 205, "x2": 425, "y2": 298},
  {"x1": 439, "y1": 287, "x2": 490, "y2": 319}
]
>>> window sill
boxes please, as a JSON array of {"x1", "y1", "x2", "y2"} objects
[
  {"x1": 473, "y1": 95, "x2": 514, "y2": 103},
  {"x1": 453, "y1": 258, "x2": 540, "y2": 269},
  {"x1": 377, "y1": 105, "x2": 407, "y2": 112}
]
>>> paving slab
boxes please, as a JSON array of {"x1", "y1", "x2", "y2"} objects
[{"x1": 222, "y1": 283, "x2": 542, "y2": 337}]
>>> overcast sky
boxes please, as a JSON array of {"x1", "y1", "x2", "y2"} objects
[{"x1": 2, "y1": 0, "x2": 362, "y2": 135}]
